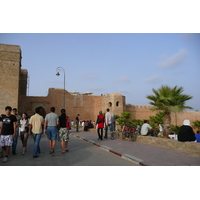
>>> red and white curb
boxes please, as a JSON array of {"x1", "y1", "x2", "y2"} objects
[{"x1": 71, "y1": 133, "x2": 147, "y2": 166}]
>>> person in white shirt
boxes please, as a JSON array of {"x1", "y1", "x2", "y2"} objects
[
  {"x1": 158, "y1": 124, "x2": 163, "y2": 136},
  {"x1": 105, "y1": 108, "x2": 114, "y2": 140},
  {"x1": 141, "y1": 120, "x2": 154, "y2": 136},
  {"x1": 19, "y1": 112, "x2": 29, "y2": 155}
]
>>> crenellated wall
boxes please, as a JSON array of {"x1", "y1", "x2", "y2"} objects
[
  {"x1": 126, "y1": 104, "x2": 158, "y2": 120},
  {"x1": 126, "y1": 104, "x2": 200, "y2": 131},
  {"x1": 19, "y1": 88, "x2": 103, "y2": 122}
]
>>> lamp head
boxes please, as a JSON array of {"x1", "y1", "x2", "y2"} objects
[{"x1": 56, "y1": 72, "x2": 60, "y2": 76}]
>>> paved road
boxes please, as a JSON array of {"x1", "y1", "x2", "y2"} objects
[{"x1": 0, "y1": 132, "x2": 137, "y2": 166}]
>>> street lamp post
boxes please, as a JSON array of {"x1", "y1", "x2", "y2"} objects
[{"x1": 56, "y1": 67, "x2": 66, "y2": 108}]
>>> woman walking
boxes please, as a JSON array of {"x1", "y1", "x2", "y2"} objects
[
  {"x1": 96, "y1": 111, "x2": 105, "y2": 140},
  {"x1": 58, "y1": 109, "x2": 70, "y2": 154},
  {"x1": 19, "y1": 112, "x2": 29, "y2": 155}
]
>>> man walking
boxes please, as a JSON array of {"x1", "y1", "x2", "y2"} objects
[
  {"x1": 12, "y1": 108, "x2": 21, "y2": 155},
  {"x1": 105, "y1": 108, "x2": 114, "y2": 140},
  {"x1": 76, "y1": 114, "x2": 80, "y2": 132},
  {"x1": 0, "y1": 106, "x2": 17, "y2": 163},
  {"x1": 44, "y1": 107, "x2": 59, "y2": 156},
  {"x1": 29, "y1": 107, "x2": 44, "y2": 158}
]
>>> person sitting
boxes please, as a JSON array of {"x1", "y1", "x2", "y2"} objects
[
  {"x1": 70, "y1": 120, "x2": 74, "y2": 126},
  {"x1": 84, "y1": 121, "x2": 89, "y2": 131},
  {"x1": 141, "y1": 120, "x2": 154, "y2": 136},
  {"x1": 178, "y1": 119, "x2": 196, "y2": 142},
  {"x1": 195, "y1": 131, "x2": 200, "y2": 143},
  {"x1": 88, "y1": 120, "x2": 94, "y2": 129}
]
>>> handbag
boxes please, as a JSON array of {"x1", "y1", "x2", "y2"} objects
[
  {"x1": 97, "y1": 116, "x2": 103, "y2": 124},
  {"x1": 25, "y1": 119, "x2": 29, "y2": 132},
  {"x1": 66, "y1": 116, "x2": 71, "y2": 130}
]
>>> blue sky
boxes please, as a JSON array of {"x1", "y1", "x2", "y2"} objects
[{"x1": 1, "y1": 33, "x2": 199, "y2": 110}]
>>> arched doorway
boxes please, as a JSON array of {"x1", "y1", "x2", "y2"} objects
[
  {"x1": 116, "y1": 101, "x2": 119, "y2": 107},
  {"x1": 108, "y1": 102, "x2": 112, "y2": 107}
]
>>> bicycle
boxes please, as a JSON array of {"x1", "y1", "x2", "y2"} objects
[{"x1": 122, "y1": 124, "x2": 137, "y2": 141}]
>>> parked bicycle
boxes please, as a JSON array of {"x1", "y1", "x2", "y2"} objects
[{"x1": 122, "y1": 124, "x2": 138, "y2": 141}]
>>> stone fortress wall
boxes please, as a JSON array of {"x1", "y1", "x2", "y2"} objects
[
  {"x1": 125, "y1": 104, "x2": 200, "y2": 128},
  {"x1": 1, "y1": 43, "x2": 200, "y2": 129}
]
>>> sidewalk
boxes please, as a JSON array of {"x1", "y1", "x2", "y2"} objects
[{"x1": 70, "y1": 129, "x2": 200, "y2": 166}]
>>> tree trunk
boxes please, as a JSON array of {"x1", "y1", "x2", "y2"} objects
[
  {"x1": 163, "y1": 111, "x2": 171, "y2": 138},
  {"x1": 175, "y1": 112, "x2": 177, "y2": 126}
]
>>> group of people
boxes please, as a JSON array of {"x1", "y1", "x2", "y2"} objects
[
  {"x1": 75, "y1": 118, "x2": 95, "y2": 131},
  {"x1": 0, "y1": 106, "x2": 71, "y2": 163},
  {"x1": 140, "y1": 119, "x2": 200, "y2": 142},
  {"x1": 1, "y1": 105, "x2": 199, "y2": 164},
  {"x1": 75, "y1": 109, "x2": 115, "y2": 140},
  {"x1": 96, "y1": 109, "x2": 115, "y2": 140}
]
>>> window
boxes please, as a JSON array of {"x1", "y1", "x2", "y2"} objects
[
  {"x1": 116, "y1": 101, "x2": 119, "y2": 106},
  {"x1": 108, "y1": 102, "x2": 112, "y2": 107}
]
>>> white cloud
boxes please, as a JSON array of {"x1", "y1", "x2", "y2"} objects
[
  {"x1": 116, "y1": 76, "x2": 131, "y2": 83},
  {"x1": 145, "y1": 75, "x2": 162, "y2": 83},
  {"x1": 157, "y1": 48, "x2": 188, "y2": 69}
]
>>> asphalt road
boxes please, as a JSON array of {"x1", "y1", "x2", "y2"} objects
[{"x1": 0, "y1": 133, "x2": 137, "y2": 166}]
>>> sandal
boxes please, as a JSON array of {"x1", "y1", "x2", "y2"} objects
[
  {"x1": 62, "y1": 151, "x2": 65, "y2": 154},
  {"x1": 65, "y1": 149, "x2": 69, "y2": 152},
  {"x1": 51, "y1": 148, "x2": 55, "y2": 156}
]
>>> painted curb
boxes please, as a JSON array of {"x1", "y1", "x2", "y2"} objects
[
  {"x1": 122, "y1": 154, "x2": 143, "y2": 165},
  {"x1": 71, "y1": 133, "x2": 147, "y2": 166}
]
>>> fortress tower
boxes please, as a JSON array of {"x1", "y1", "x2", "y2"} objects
[
  {"x1": 102, "y1": 93, "x2": 126, "y2": 115},
  {"x1": 0, "y1": 43, "x2": 28, "y2": 113}
]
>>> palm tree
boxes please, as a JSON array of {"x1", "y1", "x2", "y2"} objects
[
  {"x1": 193, "y1": 120, "x2": 200, "y2": 132},
  {"x1": 146, "y1": 85, "x2": 193, "y2": 138}
]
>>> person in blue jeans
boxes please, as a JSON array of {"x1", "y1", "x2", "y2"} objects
[
  {"x1": 29, "y1": 107, "x2": 44, "y2": 158},
  {"x1": 105, "y1": 109, "x2": 114, "y2": 140},
  {"x1": 44, "y1": 107, "x2": 59, "y2": 156},
  {"x1": 12, "y1": 108, "x2": 21, "y2": 155}
]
